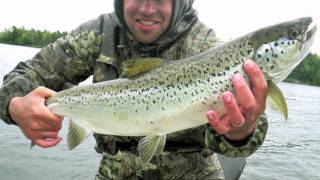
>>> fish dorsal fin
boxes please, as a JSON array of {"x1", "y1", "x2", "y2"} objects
[
  {"x1": 120, "y1": 57, "x2": 165, "y2": 78},
  {"x1": 267, "y1": 80, "x2": 288, "y2": 120},
  {"x1": 67, "y1": 120, "x2": 92, "y2": 150},
  {"x1": 138, "y1": 134, "x2": 167, "y2": 164}
]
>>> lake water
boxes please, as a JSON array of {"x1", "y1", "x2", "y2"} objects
[{"x1": 0, "y1": 43, "x2": 320, "y2": 180}]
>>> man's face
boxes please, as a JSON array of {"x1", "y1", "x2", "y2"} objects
[{"x1": 123, "y1": 0, "x2": 173, "y2": 44}]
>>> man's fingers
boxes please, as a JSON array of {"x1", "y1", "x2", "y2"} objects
[
  {"x1": 33, "y1": 86, "x2": 57, "y2": 98},
  {"x1": 34, "y1": 137, "x2": 62, "y2": 148},
  {"x1": 232, "y1": 74, "x2": 256, "y2": 119},
  {"x1": 207, "y1": 111, "x2": 231, "y2": 134},
  {"x1": 244, "y1": 60, "x2": 268, "y2": 112},
  {"x1": 38, "y1": 131, "x2": 59, "y2": 139},
  {"x1": 41, "y1": 108, "x2": 63, "y2": 129},
  {"x1": 30, "y1": 86, "x2": 63, "y2": 129},
  {"x1": 222, "y1": 92, "x2": 244, "y2": 127}
]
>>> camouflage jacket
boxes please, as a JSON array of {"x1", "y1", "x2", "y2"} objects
[{"x1": 0, "y1": 12, "x2": 268, "y2": 158}]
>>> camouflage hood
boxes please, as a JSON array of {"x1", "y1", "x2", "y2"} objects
[{"x1": 113, "y1": 0, "x2": 198, "y2": 53}]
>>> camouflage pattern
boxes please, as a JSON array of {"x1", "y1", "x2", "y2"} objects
[
  {"x1": 0, "y1": 0, "x2": 268, "y2": 179},
  {"x1": 95, "y1": 150, "x2": 224, "y2": 180}
]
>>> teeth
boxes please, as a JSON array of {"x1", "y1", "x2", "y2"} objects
[{"x1": 139, "y1": 20, "x2": 156, "y2": 26}]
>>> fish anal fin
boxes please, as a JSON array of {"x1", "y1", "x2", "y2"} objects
[
  {"x1": 138, "y1": 134, "x2": 167, "y2": 164},
  {"x1": 267, "y1": 80, "x2": 288, "y2": 120},
  {"x1": 67, "y1": 120, "x2": 91, "y2": 150},
  {"x1": 120, "y1": 57, "x2": 165, "y2": 78}
]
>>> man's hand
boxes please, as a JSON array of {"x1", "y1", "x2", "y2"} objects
[
  {"x1": 207, "y1": 59, "x2": 268, "y2": 141},
  {"x1": 9, "y1": 86, "x2": 63, "y2": 148}
]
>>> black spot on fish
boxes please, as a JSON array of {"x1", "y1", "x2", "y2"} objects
[
  {"x1": 280, "y1": 51, "x2": 284, "y2": 54},
  {"x1": 162, "y1": 107, "x2": 165, "y2": 111},
  {"x1": 287, "y1": 42, "x2": 291, "y2": 45},
  {"x1": 270, "y1": 65, "x2": 274, "y2": 70},
  {"x1": 257, "y1": 54, "x2": 262, "y2": 58},
  {"x1": 265, "y1": 49, "x2": 269, "y2": 53},
  {"x1": 274, "y1": 42, "x2": 279, "y2": 46},
  {"x1": 150, "y1": 121, "x2": 154, "y2": 124}
]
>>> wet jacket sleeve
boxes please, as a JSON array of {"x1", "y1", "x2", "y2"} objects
[
  {"x1": 205, "y1": 114, "x2": 268, "y2": 157},
  {"x1": 200, "y1": 30, "x2": 269, "y2": 157},
  {"x1": 0, "y1": 15, "x2": 109, "y2": 125}
]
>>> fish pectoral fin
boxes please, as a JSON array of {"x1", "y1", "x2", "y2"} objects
[
  {"x1": 67, "y1": 120, "x2": 92, "y2": 150},
  {"x1": 267, "y1": 80, "x2": 288, "y2": 120},
  {"x1": 138, "y1": 134, "x2": 167, "y2": 164},
  {"x1": 120, "y1": 57, "x2": 165, "y2": 78}
]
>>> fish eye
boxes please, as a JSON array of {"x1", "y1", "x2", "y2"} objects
[{"x1": 289, "y1": 28, "x2": 299, "y2": 39}]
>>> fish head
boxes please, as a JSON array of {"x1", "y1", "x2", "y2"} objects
[{"x1": 249, "y1": 17, "x2": 317, "y2": 83}]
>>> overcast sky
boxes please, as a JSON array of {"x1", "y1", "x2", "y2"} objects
[{"x1": 1, "y1": 0, "x2": 319, "y2": 53}]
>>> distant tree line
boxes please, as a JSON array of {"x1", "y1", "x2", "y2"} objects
[
  {"x1": 0, "y1": 26, "x2": 67, "y2": 48},
  {"x1": 0, "y1": 26, "x2": 320, "y2": 86},
  {"x1": 285, "y1": 53, "x2": 320, "y2": 86}
]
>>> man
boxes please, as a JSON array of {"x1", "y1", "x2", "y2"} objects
[{"x1": 0, "y1": 0, "x2": 268, "y2": 179}]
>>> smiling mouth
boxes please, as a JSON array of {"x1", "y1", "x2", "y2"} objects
[{"x1": 137, "y1": 19, "x2": 159, "y2": 26}]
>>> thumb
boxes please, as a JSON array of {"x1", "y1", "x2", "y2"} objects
[{"x1": 32, "y1": 86, "x2": 56, "y2": 98}]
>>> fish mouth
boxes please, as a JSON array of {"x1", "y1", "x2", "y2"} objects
[
  {"x1": 306, "y1": 25, "x2": 317, "y2": 42},
  {"x1": 300, "y1": 23, "x2": 317, "y2": 52}
]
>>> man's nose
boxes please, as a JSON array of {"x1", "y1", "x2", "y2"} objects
[{"x1": 139, "y1": 0, "x2": 157, "y2": 15}]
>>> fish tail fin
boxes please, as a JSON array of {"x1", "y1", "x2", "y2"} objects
[
  {"x1": 67, "y1": 120, "x2": 91, "y2": 150},
  {"x1": 267, "y1": 80, "x2": 288, "y2": 120},
  {"x1": 138, "y1": 134, "x2": 167, "y2": 164}
]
